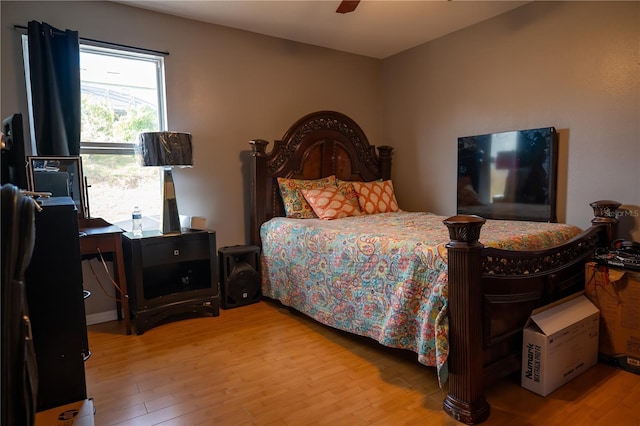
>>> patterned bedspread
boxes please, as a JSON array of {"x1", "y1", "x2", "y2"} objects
[{"x1": 260, "y1": 211, "x2": 582, "y2": 385}]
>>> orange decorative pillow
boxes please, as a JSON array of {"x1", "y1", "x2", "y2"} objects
[
  {"x1": 301, "y1": 186, "x2": 361, "y2": 220},
  {"x1": 352, "y1": 180, "x2": 400, "y2": 214},
  {"x1": 277, "y1": 175, "x2": 336, "y2": 218}
]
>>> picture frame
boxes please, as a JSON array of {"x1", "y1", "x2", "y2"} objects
[{"x1": 26, "y1": 155, "x2": 88, "y2": 218}]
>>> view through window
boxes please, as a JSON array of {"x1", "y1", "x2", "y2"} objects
[{"x1": 79, "y1": 45, "x2": 166, "y2": 226}]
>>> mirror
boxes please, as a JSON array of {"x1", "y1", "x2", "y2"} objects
[{"x1": 27, "y1": 156, "x2": 88, "y2": 218}]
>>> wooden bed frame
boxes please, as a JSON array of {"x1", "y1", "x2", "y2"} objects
[{"x1": 249, "y1": 111, "x2": 619, "y2": 425}]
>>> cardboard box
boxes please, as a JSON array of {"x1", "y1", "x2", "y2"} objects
[
  {"x1": 35, "y1": 399, "x2": 94, "y2": 426},
  {"x1": 521, "y1": 293, "x2": 599, "y2": 396},
  {"x1": 585, "y1": 262, "x2": 640, "y2": 374}
]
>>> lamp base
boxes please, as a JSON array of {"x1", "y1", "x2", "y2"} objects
[{"x1": 162, "y1": 168, "x2": 181, "y2": 234}]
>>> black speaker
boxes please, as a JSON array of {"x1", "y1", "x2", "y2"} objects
[
  {"x1": 24, "y1": 197, "x2": 87, "y2": 410},
  {"x1": 219, "y1": 245, "x2": 261, "y2": 309}
]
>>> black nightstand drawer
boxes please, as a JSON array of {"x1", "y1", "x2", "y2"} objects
[{"x1": 140, "y1": 233, "x2": 210, "y2": 267}]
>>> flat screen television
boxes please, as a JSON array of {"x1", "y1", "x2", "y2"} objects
[{"x1": 457, "y1": 126, "x2": 558, "y2": 222}]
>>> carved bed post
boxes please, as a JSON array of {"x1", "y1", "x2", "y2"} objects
[
  {"x1": 590, "y1": 200, "x2": 621, "y2": 243},
  {"x1": 249, "y1": 139, "x2": 269, "y2": 247},
  {"x1": 377, "y1": 145, "x2": 393, "y2": 180},
  {"x1": 442, "y1": 215, "x2": 490, "y2": 425}
]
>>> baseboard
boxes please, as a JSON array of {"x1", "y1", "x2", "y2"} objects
[{"x1": 85, "y1": 310, "x2": 118, "y2": 326}]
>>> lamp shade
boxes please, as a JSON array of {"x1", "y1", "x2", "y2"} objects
[{"x1": 137, "y1": 131, "x2": 193, "y2": 167}]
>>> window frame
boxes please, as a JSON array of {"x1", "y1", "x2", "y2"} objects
[
  {"x1": 76, "y1": 43, "x2": 169, "y2": 223},
  {"x1": 78, "y1": 43, "x2": 168, "y2": 155}
]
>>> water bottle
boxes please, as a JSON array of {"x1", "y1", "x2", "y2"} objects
[{"x1": 132, "y1": 206, "x2": 143, "y2": 237}]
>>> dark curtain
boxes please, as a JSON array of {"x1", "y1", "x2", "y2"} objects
[{"x1": 27, "y1": 21, "x2": 80, "y2": 156}]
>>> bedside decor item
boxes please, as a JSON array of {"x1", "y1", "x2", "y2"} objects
[
  {"x1": 131, "y1": 206, "x2": 143, "y2": 237},
  {"x1": 136, "y1": 131, "x2": 193, "y2": 234}
]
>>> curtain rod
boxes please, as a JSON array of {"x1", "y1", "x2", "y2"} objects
[{"x1": 14, "y1": 25, "x2": 170, "y2": 56}]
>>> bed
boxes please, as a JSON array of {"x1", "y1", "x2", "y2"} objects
[{"x1": 248, "y1": 111, "x2": 619, "y2": 425}]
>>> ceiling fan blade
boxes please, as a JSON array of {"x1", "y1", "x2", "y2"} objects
[{"x1": 336, "y1": 0, "x2": 360, "y2": 14}]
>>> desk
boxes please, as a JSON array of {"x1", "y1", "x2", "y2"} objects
[{"x1": 78, "y1": 217, "x2": 131, "y2": 335}]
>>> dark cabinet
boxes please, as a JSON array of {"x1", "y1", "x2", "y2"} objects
[
  {"x1": 122, "y1": 230, "x2": 219, "y2": 334},
  {"x1": 24, "y1": 197, "x2": 88, "y2": 411}
]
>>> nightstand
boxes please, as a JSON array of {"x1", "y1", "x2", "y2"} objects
[{"x1": 121, "y1": 229, "x2": 219, "y2": 334}]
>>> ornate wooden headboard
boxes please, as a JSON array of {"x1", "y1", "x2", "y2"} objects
[{"x1": 249, "y1": 110, "x2": 393, "y2": 245}]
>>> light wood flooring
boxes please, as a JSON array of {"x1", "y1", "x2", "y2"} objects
[{"x1": 85, "y1": 299, "x2": 640, "y2": 426}]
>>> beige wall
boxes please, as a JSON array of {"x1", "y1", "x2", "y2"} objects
[{"x1": 382, "y1": 1, "x2": 639, "y2": 239}]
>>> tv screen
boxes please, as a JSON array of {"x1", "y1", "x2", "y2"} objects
[{"x1": 457, "y1": 126, "x2": 558, "y2": 222}]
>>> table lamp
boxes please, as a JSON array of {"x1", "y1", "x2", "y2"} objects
[{"x1": 136, "y1": 131, "x2": 193, "y2": 234}]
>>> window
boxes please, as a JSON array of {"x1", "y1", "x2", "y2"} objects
[
  {"x1": 22, "y1": 36, "x2": 167, "y2": 225},
  {"x1": 79, "y1": 45, "x2": 166, "y2": 224}
]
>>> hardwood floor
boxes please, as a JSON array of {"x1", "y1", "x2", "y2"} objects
[{"x1": 85, "y1": 299, "x2": 640, "y2": 426}]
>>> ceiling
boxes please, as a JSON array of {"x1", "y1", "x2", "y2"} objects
[{"x1": 115, "y1": 1, "x2": 529, "y2": 59}]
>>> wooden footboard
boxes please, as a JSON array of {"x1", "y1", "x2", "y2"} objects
[{"x1": 442, "y1": 200, "x2": 620, "y2": 425}]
